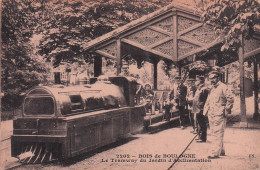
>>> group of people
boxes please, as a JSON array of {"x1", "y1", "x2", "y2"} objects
[{"x1": 164, "y1": 70, "x2": 234, "y2": 159}]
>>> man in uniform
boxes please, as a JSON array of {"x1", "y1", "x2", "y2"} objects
[
  {"x1": 163, "y1": 77, "x2": 178, "y2": 121},
  {"x1": 191, "y1": 76, "x2": 209, "y2": 142},
  {"x1": 186, "y1": 78, "x2": 197, "y2": 133},
  {"x1": 164, "y1": 76, "x2": 187, "y2": 128},
  {"x1": 172, "y1": 76, "x2": 187, "y2": 129},
  {"x1": 203, "y1": 71, "x2": 234, "y2": 159}
]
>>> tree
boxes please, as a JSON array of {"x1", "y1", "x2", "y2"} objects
[
  {"x1": 37, "y1": 0, "x2": 171, "y2": 67},
  {"x1": 201, "y1": 0, "x2": 260, "y2": 122},
  {"x1": 2, "y1": 0, "x2": 50, "y2": 110},
  {"x1": 201, "y1": 0, "x2": 260, "y2": 51}
]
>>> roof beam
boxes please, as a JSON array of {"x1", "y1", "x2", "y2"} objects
[
  {"x1": 121, "y1": 38, "x2": 175, "y2": 61},
  {"x1": 148, "y1": 26, "x2": 174, "y2": 37},
  {"x1": 178, "y1": 23, "x2": 203, "y2": 36},
  {"x1": 96, "y1": 50, "x2": 116, "y2": 60},
  {"x1": 245, "y1": 48, "x2": 260, "y2": 59},
  {"x1": 148, "y1": 37, "x2": 173, "y2": 48},
  {"x1": 177, "y1": 39, "x2": 221, "y2": 61},
  {"x1": 178, "y1": 36, "x2": 204, "y2": 47},
  {"x1": 120, "y1": 12, "x2": 174, "y2": 39}
]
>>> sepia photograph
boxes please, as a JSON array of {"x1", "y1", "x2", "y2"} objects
[{"x1": 1, "y1": 0, "x2": 260, "y2": 169}]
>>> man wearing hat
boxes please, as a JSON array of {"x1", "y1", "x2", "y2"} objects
[
  {"x1": 191, "y1": 75, "x2": 209, "y2": 142},
  {"x1": 203, "y1": 70, "x2": 234, "y2": 159},
  {"x1": 186, "y1": 78, "x2": 197, "y2": 133},
  {"x1": 164, "y1": 76, "x2": 180, "y2": 121},
  {"x1": 170, "y1": 76, "x2": 188, "y2": 129}
]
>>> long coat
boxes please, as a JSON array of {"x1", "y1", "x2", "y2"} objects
[
  {"x1": 203, "y1": 82, "x2": 234, "y2": 117},
  {"x1": 203, "y1": 81, "x2": 234, "y2": 156}
]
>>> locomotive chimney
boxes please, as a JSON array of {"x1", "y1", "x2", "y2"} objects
[
  {"x1": 54, "y1": 72, "x2": 61, "y2": 84},
  {"x1": 66, "y1": 68, "x2": 71, "y2": 86}
]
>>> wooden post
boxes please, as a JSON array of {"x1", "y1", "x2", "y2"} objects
[
  {"x1": 94, "y1": 55, "x2": 102, "y2": 77},
  {"x1": 178, "y1": 66, "x2": 182, "y2": 77},
  {"x1": 173, "y1": 15, "x2": 178, "y2": 61},
  {"x1": 153, "y1": 59, "x2": 158, "y2": 90},
  {"x1": 253, "y1": 56, "x2": 259, "y2": 121},
  {"x1": 116, "y1": 39, "x2": 122, "y2": 75},
  {"x1": 225, "y1": 68, "x2": 229, "y2": 83},
  {"x1": 239, "y1": 35, "x2": 248, "y2": 128}
]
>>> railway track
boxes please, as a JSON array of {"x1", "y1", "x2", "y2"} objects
[{"x1": 2, "y1": 117, "x2": 179, "y2": 169}]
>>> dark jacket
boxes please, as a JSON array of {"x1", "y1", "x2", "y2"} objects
[
  {"x1": 187, "y1": 85, "x2": 197, "y2": 104},
  {"x1": 169, "y1": 83, "x2": 187, "y2": 107},
  {"x1": 192, "y1": 84, "x2": 209, "y2": 114}
]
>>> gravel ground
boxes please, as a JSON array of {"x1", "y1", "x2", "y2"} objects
[
  {"x1": 15, "y1": 127, "x2": 195, "y2": 170},
  {"x1": 12, "y1": 126, "x2": 260, "y2": 170},
  {"x1": 2, "y1": 96, "x2": 260, "y2": 170},
  {"x1": 173, "y1": 128, "x2": 260, "y2": 170}
]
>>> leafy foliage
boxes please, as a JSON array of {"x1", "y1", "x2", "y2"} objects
[
  {"x1": 37, "y1": 0, "x2": 171, "y2": 67},
  {"x1": 201, "y1": 0, "x2": 260, "y2": 51},
  {"x1": 188, "y1": 60, "x2": 210, "y2": 72},
  {"x1": 161, "y1": 59, "x2": 176, "y2": 77},
  {"x1": 2, "y1": 0, "x2": 51, "y2": 110},
  {"x1": 2, "y1": 0, "x2": 173, "y2": 111}
]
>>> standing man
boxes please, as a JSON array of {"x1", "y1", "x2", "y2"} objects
[
  {"x1": 173, "y1": 76, "x2": 188, "y2": 129},
  {"x1": 164, "y1": 76, "x2": 187, "y2": 127},
  {"x1": 191, "y1": 76, "x2": 209, "y2": 142},
  {"x1": 163, "y1": 78, "x2": 178, "y2": 121},
  {"x1": 186, "y1": 78, "x2": 197, "y2": 133},
  {"x1": 203, "y1": 71, "x2": 234, "y2": 159}
]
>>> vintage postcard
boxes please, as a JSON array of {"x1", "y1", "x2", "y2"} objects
[{"x1": 1, "y1": 0, "x2": 260, "y2": 169}]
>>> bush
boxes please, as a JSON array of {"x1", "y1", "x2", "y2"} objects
[
  {"x1": 1, "y1": 109, "x2": 22, "y2": 121},
  {"x1": 1, "y1": 94, "x2": 24, "y2": 120}
]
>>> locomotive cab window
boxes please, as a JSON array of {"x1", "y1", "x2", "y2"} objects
[
  {"x1": 24, "y1": 97, "x2": 55, "y2": 115},
  {"x1": 69, "y1": 95, "x2": 84, "y2": 113}
]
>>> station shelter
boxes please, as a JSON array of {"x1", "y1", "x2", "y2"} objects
[{"x1": 84, "y1": 2, "x2": 260, "y2": 126}]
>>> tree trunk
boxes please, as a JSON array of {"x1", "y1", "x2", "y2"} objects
[
  {"x1": 253, "y1": 56, "x2": 259, "y2": 121},
  {"x1": 239, "y1": 35, "x2": 248, "y2": 128}
]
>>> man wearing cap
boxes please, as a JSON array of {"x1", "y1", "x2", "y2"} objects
[
  {"x1": 186, "y1": 78, "x2": 197, "y2": 133},
  {"x1": 192, "y1": 75, "x2": 209, "y2": 142},
  {"x1": 164, "y1": 78, "x2": 179, "y2": 121},
  {"x1": 164, "y1": 76, "x2": 187, "y2": 127},
  {"x1": 203, "y1": 71, "x2": 234, "y2": 159},
  {"x1": 172, "y1": 76, "x2": 188, "y2": 129}
]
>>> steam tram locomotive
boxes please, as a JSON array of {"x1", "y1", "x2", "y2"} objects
[{"x1": 11, "y1": 76, "x2": 145, "y2": 164}]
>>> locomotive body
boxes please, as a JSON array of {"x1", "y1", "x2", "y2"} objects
[{"x1": 11, "y1": 76, "x2": 145, "y2": 163}]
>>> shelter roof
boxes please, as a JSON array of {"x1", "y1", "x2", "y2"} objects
[
  {"x1": 83, "y1": 2, "x2": 199, "y2": 51},
  {"x1": 84, "y1": 2, "x2": 260, "y2": 66}
]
